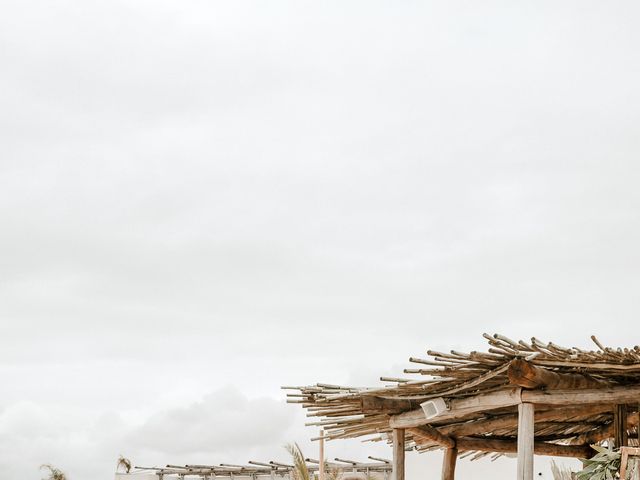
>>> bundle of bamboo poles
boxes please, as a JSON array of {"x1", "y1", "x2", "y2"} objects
[{"x1": 283, "y1": 334, "x2": 640, "y2": 457}]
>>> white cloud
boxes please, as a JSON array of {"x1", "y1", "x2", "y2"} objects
[
  {"x1": 1, "y1": 0, "x2": 640, "y2": 478},
  {"x1": 128, "y1": 387, "x2": 295, "y2": 455},
  {"x1": 0, "y1": 389, "x2": 296, "y2": 479}
]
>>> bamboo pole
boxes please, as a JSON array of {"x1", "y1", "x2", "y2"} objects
[
  {"x1": 517, "y1": 403, "x2": 534, "y2": 480},
  {"x1": 319, "y1": 429, "x2": 325, "y2": 480}
]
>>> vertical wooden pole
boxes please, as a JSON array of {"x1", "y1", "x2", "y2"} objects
[
  {"x1": 517, "y1": 403, "x2": 535, "y2": 480},
  {"x1": 614, "y1": 404, "x2": 628, "y2": 448},
  {"x1": 441, "y1": 447, "x2": 458, "y2": 480},
  {"x1": 392, "y1": 428, "x2": 405, "y2": 480},
  {"x1": 319, "y1": 429, "x2": 325, "y2": 480},
  {"x1": 620, "y1": 448, "x2": 630, "y2": 480}
]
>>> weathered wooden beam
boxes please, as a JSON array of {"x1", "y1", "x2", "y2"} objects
[
  {"x1": 521, "y1": 386, "x2": 640, "y2": 405},
  {"x1": 568, "y1": 413, "x2": 638, "y2": 445},
  {"x1": 517, "y1": 403, "x2": 535, "y2": 480},
  {"x1": 392, "y1": 429, "x2": 405, "y2": 480},
  {"x1": 390, "y1": 385, "x2": 640, "y2": 430},
  {"x1": 439, "y1": 404, "x2": 613, "y2": 438},
  {"x1": 362, "y1": 397, "x2": 421, "y2": 414},
  {"x1": 390, "y1": 388, "x2": 522, "y2": 428},
  {"x1": 455, "y1": 437, "x2": 592, "y2": 458},
  {"x1": 441, "y1": 448, "x2": 457, "y2": 480},
  {"x1": 619, "y1": 446, "x2": 640, "y2": 479},
  {"x1": 407, "y1": 426, "x2": 455, "y2": 448},
  {"x1": 508, "y1": 359, "x2": 609, "y2": 389}
]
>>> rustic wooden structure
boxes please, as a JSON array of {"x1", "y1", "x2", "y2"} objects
[
  {"x1": 284, "y1": 334, "x2": 640, "y2": 480},
  {"x1": 125, "y1": 457, "x2": 392, "y2": 480},
  {"x1": 620, "y1": 446, "x2": 640, "y2": 479}
]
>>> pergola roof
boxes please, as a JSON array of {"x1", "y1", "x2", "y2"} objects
[
  {"x1": 284, "y1": 334, "x2": 640, "y2": 460},
  {"x1": 130, "y1": 457, "x2": 392, "y2": 479}
]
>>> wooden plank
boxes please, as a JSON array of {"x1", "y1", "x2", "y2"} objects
[
  {"x1": 521, "y1": 385, "x2": 640, "y2": 405},
  {"x1": 390, "y1": 388, "x2": 522, "y2": 428},
  {"x1": 508, "y1": 359, "x2": 609, "y2": 389},
  {"x1": 392, "y1": 429, "x2": 405, "y2": 480},
  {"x1": 517, "y1": 403, "x2": 534, "y2": 480},
  {"x1": 620, "y1": 447, "x2": 640, "y2": 480},
  {"x1": 391, "y1": 385, "x2": 640, "y2": 429},
  {"x1": 362, "y1": 397, "x2": 421, "y2": 414},
  {"x1": 441, "y1": 448, "x2": 457, "y2": 480}
]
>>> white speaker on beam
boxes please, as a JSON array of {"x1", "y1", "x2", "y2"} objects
[{"x1": 419, "y1": 398, "x2": 448, "y2": 419}]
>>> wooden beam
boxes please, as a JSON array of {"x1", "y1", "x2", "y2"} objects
[
  {"x1": 441, "y1": 448, "x2": 457, "y2": 480},
  {"x1": 521, "y1": 386, "x2": 640, "y2": 405},
  {"x1": 614, "y1": 404, "x2": 629, "y2": 448},
  {"x1": 568, "y1": 413, "x2": 637, "y2": 445},
  {"x1": 455, "y1": 437, "x2": 592, "y2": 458},
  {"x1": 392, "y1": 429, "x2": 405, "y2": 480},
  {"x1": 439, "y1": 404, "x2": 613, "y2": 438},
  {"x1": 390, "y1": 385, "x2": 640, "y2": 430},
  {"x1": 508, "y1": 359, "x2": 609, "y2": 389},
  {"x1": 619, "y1": 447, "x2": 640, "y2": 479},
  {"x1": 407, "y1": 426, "x2": 455, "y2": 448},
  {"x1": 517, "y1": 403, "x2": 535, "y2": 480},
  {"x1": 390, "y1": 388, "x2": 522, "y2": 428},
  {"x1": 362, "y1": 397, "x2": 421, "y2": 414}
]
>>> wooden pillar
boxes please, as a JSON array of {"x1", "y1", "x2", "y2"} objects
[
  {"x1": 517, "y1": 403, "x2": 535, "y2": 480},
  {"x1": 319, "y1": 429, "x2": 325, "y2": 480},
  {"x1": 614, "y1": 404, "x2": 628, "y2": 448},
  {"x1": 392, "y1": 428, "x2": 405, "y2": 480},
  {"x1": 441, "y1": 447, "x2": 458, "y2": 480}
]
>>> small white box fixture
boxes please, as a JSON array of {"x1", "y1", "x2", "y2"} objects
[{"x1": 420, "y1": 397, "x2": 448, "y2": 419}]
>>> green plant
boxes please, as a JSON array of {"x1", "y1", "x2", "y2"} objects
[
  {"x1": 576, "y1": 445, "x2": 621, "y2": 480},
  {"x1": 40, "y1": 464, "x2": 67, "y2": 480},
  {"x1": 117, "y1": 455, "x2": 132, "y2": 473},
  {"x1": 285, "y1": 443, "x2": 312, "y2": 480}
]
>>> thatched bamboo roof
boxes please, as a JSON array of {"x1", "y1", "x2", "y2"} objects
[{"x1": 284, "y1": 334, "x2": 640, "y2": 460}]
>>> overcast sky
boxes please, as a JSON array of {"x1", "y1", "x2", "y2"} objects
[{"x1": 1, "y1": 1, "x2": 640, "y2": 479}]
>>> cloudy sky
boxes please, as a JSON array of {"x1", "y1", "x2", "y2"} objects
[{"x1": 2, "y1": 1, "x2": 640, "y2": 478}]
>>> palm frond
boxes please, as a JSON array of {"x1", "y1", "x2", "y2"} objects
[
  {"x1": 285, "y1": 443, "x2": 311, "y2": 480},
  {"x1": 40, "y1": 464, "x2": 67, "y2": 480},
  {"x1": 117, "y1": 455, "x2": 132, "y2": 473}
]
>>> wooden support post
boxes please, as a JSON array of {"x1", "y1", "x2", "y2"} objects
[
  {"x1": 392, "y1": 428, "x2": 405, "y2": 480},
  {"x1": 517, "y1": 403, "x2": 535, "y2": 480},
  {"x1": 319, "y1": 429, "x2": 325, "y2": 480},
  {"x1": 441, "y1": 447, "x2": 457, "y2": 480},
  {"x1": 614, "y1": 404, "x2": 628, "y2": 448}
]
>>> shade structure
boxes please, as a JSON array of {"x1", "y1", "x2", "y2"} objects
[{"x1": 284, "y1": 333, "x2": 640, "y2": 472}]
